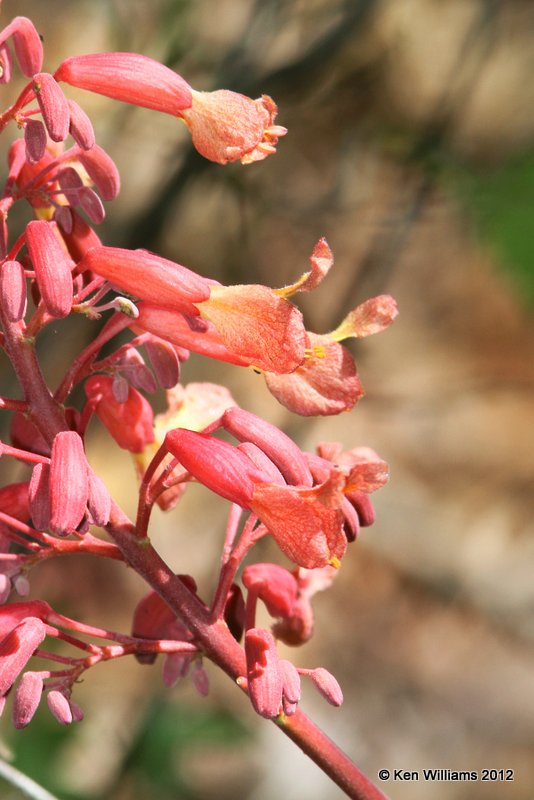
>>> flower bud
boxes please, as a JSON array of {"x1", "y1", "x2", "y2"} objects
[
  {"x1": 280, "y1": 659, "x2": 301, "y2": 716},
  {"x1": 87, "y1": 472, "x2": 111, "y2": 527},
  {"x1": 223, "y1": 407, "x2": 312, "y2": 487},
  {"x1": 309, "y1": 667, "x2": 343, "y2": 707},
  {"x1": 245, "y1": 628, "x2": 283, "y2": 719},
  {"x1": 12, "y1": 671, "x2": 43, "y2": 728},
  {"x1": 0, "y1": 42, "x2": 13, "y2": 84},
  {"x1": 26, "y1": 220, "x2": 73, "y2": 318},
  {"x1": 47, "y1": 690, "x2": 73, "y2": 725},
  {"x1": 0, "y1": 259, "x2": 27, "y2": 322},
  {"x1": 49, "y1": 431, "x2": 89, "y2": 536},
  {"x1": 29, "y1": 462, "x2": 51, "y2": 531},
  {"x1": 32, "y1": 72, "x2": 70, "y2": 142},
  {"x1": 67, "y1": 99, "x2": 95, "y2": 150},
  {"x1": 24, "y1": 119, "x2": 47, "y2": 163},
  {"x1": 144, "y1": 338, "x2": 181, "y2": 389},
  {"x1": 1, "y1": 17, "x2": 43, "y2": 76},
  {"x1": 77, "y1": 145, "x2": 121, "y2": 201}
]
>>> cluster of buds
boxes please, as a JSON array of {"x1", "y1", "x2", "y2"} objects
[{"x1": 0, "y1": 16, "x2": 396, "y2": 793}]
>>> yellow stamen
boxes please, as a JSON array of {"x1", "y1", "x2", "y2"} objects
[{"x1": 304, "y1": 345, "x2": 326, "y2": 360}]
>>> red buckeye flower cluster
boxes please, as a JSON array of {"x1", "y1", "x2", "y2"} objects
[{"x1": 0, "y1": 14, "x2": 395, "y2": 800}]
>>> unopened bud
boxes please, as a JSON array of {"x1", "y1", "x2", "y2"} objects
[
  {"x1": 309, "y1": 667, "x2": 343, "y2": 707},
  {"x1": 26, "y1": 220, "x2": 73, "y2": 318},
  {"x1": 245, "y1": 628, "x2": 283, "y2": 719},
  {"x1": 32, "y1": 72, "x2": 70, "y2": 142},
  {"x1": 24, "y1": 119, "x2": 47, "y2": 163},
  {"x1": 49, "y1": 431, "x2": 89, "y2": 536},
  {"x1": 12, "y1": 670, "x2": 43, "y2": 728},
  {"x1": 0, "y1": 259, "x2": 27, "y2": 322},
  {"x1": 77, "y1": 145, "x2": 120, "y2": 200},
  {"x1": 47, "y1": 690, "x2": 73, "y2": 725},
  {"x1": 67, "y1": 99, "x2": 95, "y2": 150}
]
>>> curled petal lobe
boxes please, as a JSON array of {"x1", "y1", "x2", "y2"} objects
[
  {"x1": 181, "y1": 90, "x2": 286, "y2": 165},
  {"x1": 265, "y1": 334, "x2": 363, "y2": 416},
  {"x1": 330, "y1": 294, "x2": 398, "y2": 341},
  {"x1": 276, "y1": 237, "x2": 334, "y2": 298}
]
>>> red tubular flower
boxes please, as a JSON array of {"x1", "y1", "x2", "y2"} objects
[
  {"x1": 79, "y1": 246, "x2": 211, "y2": 313},
  {"x1": 54, "y1": 52, "x2": 285, "y2": 165},
  {"x1": 166, "y1": 428, "x2": 347, "y2": 569},
  {"x1": 26, "y1": 220, "x2": 74, "y2": 318},
  {"x1": 245, "y1": 628, "x2": 283, "y2": 719},
  {"x1": 134, "y1": 294, "x2": 307, "y2": 374},
  {"x1": 55, "y1": 52, "x2": 193, "y2": 116},
  {"x1": 84, "y1": 374, "x2": 155, "y2": 453}
]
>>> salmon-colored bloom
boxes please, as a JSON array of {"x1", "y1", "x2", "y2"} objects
[
  {"x1": 165, "y1": 428, "x2": 347, "y2": 569},
  {"x1": 55, "y1": 52, "x2": 285, "y2": 165}
]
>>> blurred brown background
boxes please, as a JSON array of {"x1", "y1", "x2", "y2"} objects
[{"x1": 1, "y1": 1, "x2": 534, "y2": 798}]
